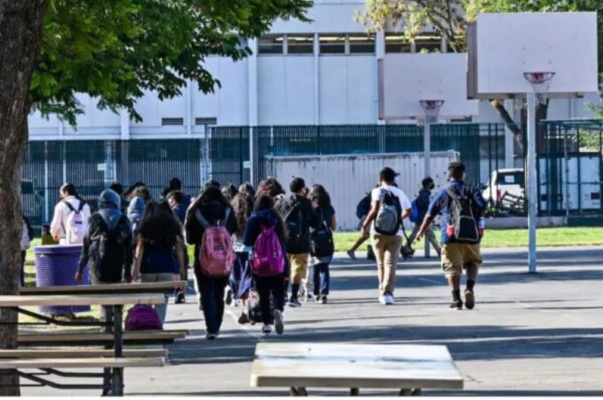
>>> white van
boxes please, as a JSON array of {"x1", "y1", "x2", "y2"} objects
[{"x1": 482, "y1": 169, "x2": 525, "y2": 206}]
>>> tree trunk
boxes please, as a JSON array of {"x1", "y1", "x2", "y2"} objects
[
  {"x1": 0, "y1": 1, "x2": 49, "y2": 395},
  {"x1": 491, "y1": 99, "x2": 549, "y2": 154}
]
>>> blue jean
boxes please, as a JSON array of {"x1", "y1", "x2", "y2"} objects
[
  {"x1": 312, "y1": 262, "x2": 330, "y2": 296},
  {"x1": 199, "y1": 273, "x2": 228, "y2": 335}
]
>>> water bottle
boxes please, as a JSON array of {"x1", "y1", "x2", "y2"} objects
[{"x1": 478, "y1": 218, "x2": 485, "y2": 238}]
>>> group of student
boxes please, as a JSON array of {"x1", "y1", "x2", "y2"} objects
[{"x1": 47, "y1": 175, "x2": 337, "y2": 339}]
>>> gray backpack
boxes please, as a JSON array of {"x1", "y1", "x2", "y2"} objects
[{"x1": 374, "y1": 190, "x2": 402, "y2": 236}]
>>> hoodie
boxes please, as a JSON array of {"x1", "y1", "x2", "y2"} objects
[
  {"x1": 78, "y1": 189, "x2": 134, "y2": 280},
  {"x1": 243, "y1": 209, "x2": 289, "y2": 277},
  {"x1": 127, "y1": 196, "x2": 146, "y2": 227}
]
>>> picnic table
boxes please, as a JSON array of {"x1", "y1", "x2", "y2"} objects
[
  {"x1": 250, "y1": 343, "x2": 464, "y2": 396},
  {"x1": 20, "y1": 281, "x2": 186, "y2": 296},
  {"x1": 0, "y1": 293, "x2": 165, "y2": 396}
]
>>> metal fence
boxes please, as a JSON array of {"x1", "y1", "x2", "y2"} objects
[{"x1": 26, "y1": 121, "x2": 603, "y2": 231}]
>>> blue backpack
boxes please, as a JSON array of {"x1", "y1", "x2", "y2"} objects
[{"x1": 409, "y1": 199, "x2": 420, "y2": 223}]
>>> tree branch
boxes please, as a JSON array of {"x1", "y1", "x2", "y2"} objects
[{"x1": 490, "y1": 99, "x2": 524, "y2": 150}]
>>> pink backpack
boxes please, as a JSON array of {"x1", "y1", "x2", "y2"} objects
[
  {"x1": 125, "y1": 305, "x2": 162, "y2": 331},
  {"x1": 252, "y1": 225, "x2": 285, "y2": 277},
  {"x1": 196, "y1": 209, "x2": 235, "y2": 278}
]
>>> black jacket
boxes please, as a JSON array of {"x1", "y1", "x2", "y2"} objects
[
  {"x1": 416, "y1": 188, "x2": 432, "y2": 222},
  {"x1": 275, "y1": 194, "x2": 322, "y2": 254}
]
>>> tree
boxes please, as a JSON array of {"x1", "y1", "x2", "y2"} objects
[
  {"x1": 357, "y1": 0, "x2": 601, "y2": 151},
  {"x1": 0, "y1": 0, "x2": 50, "y2": 396},
  {"x1": 1, "y1": 0, "x2": 311, "y2": 394}
]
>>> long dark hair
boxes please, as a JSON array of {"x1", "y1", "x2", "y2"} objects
[
  {"x1": 137, "y1": 201, "x2": 182, "y2": 246},
  {"x1": 309, "y1": 184, "x2": 331, "y2": 210},
  {"x1": 239, "y1": 182, "x2": 255, "y2": 198},
  {"x1": 60, "y1": 183, "x2": 78, "y2": 197},
  {"x1": 231, "y1": 192, "x2": 254, "y2": 235},
  {"x1": 194, "y1": 186, "x2": 230, "y2": 209},
  {"x1": 253, "y1": 195, "x2": 287, "y2": 235},
  {"x1": 222, "y1": 184, "x2": 238, "y2": 203},
  {"x1": 256, "y1": 178, "x2": 285, "y2": 198}
]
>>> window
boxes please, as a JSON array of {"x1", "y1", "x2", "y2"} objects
[
  {"x1": 286, "y1": 35, "x2": 314, "y2": 54},
  {"x1": 195, "y1": 117, "x2": 217, "y2": 125},
  {"x1": 348, "y1": 34, "x2": 375, "y2": 54},
  {"x1": 319, "y1": 35, "x2": 346, "y2": 54},
  {"x1": 162, "y1": 118, "x2": 184, "y2": 126},
  {"x1": 258, "y1": 35, "x2": 284, "y2": 54},
  {"x1": 385, "y1": 34, "x2": 412, "y2": 53},
  {"x1": 415, "y1": 33, "x2": 443, "y2": 53}
]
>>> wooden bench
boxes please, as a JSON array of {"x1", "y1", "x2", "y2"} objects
[
  {"x1": 18, "y1": 330, "x2": 188, "y2": 347},
  {"x1": 0, "y1": 356, "x2": 164, "y2": 395},
  {"x1": 250, "y1": 343, "x2": 464, "y2": 396},
  {"x1": 20, "y1": 281, "x2": 187, "y2": 296},
  {"x1": 0, "y1": 349, "x2": 168, "y2": 359}
]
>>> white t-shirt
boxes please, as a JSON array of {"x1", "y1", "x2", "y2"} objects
[
  {"x1": 370, "y1": 185, "x2": 412, "y2": 237},
  {"x1": 50, "y1": 196, "x2": 91, "y2": 244}
]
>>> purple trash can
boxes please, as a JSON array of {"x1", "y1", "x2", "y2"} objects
[{"x1": 34, "y1": 245, "x2": 90, "y2": 315}]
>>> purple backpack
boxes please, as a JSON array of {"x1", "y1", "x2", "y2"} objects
[
  {"x1": 125, "y1": 305, "x2": 162, "y2": 331},
  {"x1": 252, "y1": 225, "x2": 285, "y2": 277}
]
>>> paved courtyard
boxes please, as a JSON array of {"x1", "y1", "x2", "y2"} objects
[{"x1": 24, "y1": 247, "x2": 603, "y2": 396}]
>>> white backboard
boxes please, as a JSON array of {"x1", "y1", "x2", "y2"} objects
[
  {"x1": 468, "y1": 12, "x2": 599, "y2": 99},
  {"x1": 380, "y1": 53, "x2": 479, "y2": 120}
]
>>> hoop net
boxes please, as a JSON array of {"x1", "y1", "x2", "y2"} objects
[
  {"x1": 516, "y1": 71, "x2": 555, "y2": 109},
  {"x1": 419, "y1": 100, "x2": 444, "y2": 124}
]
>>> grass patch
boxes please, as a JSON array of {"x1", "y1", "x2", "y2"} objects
[{"x1": 333, "y1": 227, "x2": 603, "y2": 252}]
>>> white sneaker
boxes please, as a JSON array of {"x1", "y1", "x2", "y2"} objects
[
  {"x1": 384, "y1": 294, "x2": 394, "y2": 305},
  {"x1": 379, "y1": 295, "x2": 386, "y2": 305}
]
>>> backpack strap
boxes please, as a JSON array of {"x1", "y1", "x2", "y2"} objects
[
  {"x1": 77, "y1": 200, "x2": 86, "y2": 213},
  {"x1": 63, "y1": 200, "x2": 76, "y2": 213},
  {"x1": 220, "y1": 208, "x2": 231, "y2": 228},
  {"x1": 195, "y1": 207, "x2": 230, "y2": 229}
]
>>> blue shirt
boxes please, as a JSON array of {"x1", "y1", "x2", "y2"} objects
[{"x1": 427, "y1": 181, "x2": 487, "y2": 245}]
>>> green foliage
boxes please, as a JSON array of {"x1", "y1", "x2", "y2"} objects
[{"x1": 32, "y1": 0, "x2": 312, "y2": 125}]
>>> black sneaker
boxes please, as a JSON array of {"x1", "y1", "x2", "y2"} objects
[
  {"x1": 288, "y1": 298, "x2": 302, "y2": 308},
  {"x1": 319, "y1": 296, "x2": 327, "y2": 304},
  {"x1": 450, "y1": 300, "x2": 463, "y2": 310},
  {"x1": 238, "y1": 311, "x2": 250, "y2": 324},
  {"x1": 175, "y1": 292, "x2": 185, "y2": 304},
  {"x1": 464, "y1": 291, "x2": 475, "y2": 310}
]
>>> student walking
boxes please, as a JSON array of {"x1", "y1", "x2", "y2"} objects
[
  {"x1": 309, "y1": 185, "x2": 337, "y2": 304},
  {"x1": 50, "y1": 183, "x2": 91, "y2": 245},
  {"x1": 275, "y1": 177, "x2": 322, "y2": 307},
  {"x1": 347, "y1": 186, "x2": 378, "y2": 260},
  {"x1": 405, "y1": 177, "x2": 441, "y2": 257},
  {"x1": 229, "y1": 191, "x2": 254, "y2": 323},
  {"x1": 168, "y1": 177, "x2": 192, "y2": 210},
  {"x1": 133, "y1": 201, "x2": 186, "y2": 324},
  {"x1": 244, "y1": 195, "x2": 287, "y2": 334},
  {"x1": 361, "y1": 168, "x2": 412, "y2": 305},
  {"x1": 20, "y1": 216, "x2": 34, "y2": 287},
  {"x1": 184, "y1": 186, "x2": 237, "y2": 340},
  {"x1": 167, "y1": 191, "x2": 189, "y2": 304},
  {"x1": 417, "y1": 162, "x2": 487, "y2": 310},
  {"x1": 76, "y1": 189, "x2": 133, "y2": 328}
]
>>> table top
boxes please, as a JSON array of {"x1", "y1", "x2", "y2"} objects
[
  {"x1": 250, "y1": 343, "x2": 464, "y2": 390},
  {"x1": 0, "y1": 293, "x2": 166, "y2": 307},
  {"x1": 20, "y1": 281, "x2": 186, "y2": 296}
]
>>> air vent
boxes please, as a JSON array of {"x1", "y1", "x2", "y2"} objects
[
  {"x1": 195, "y1": 117, "x2": 217, "y2": 125},
  {"x1": 161, "y1": 118, "x2": 184, "y2": 126}
]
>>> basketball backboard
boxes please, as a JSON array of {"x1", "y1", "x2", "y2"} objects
[
  {"x1": 379, "y1": 53, "x2": 479, "y2": 121},
  {"x1": 467, "y1": 12, "x2": 598, "y2": 99}
]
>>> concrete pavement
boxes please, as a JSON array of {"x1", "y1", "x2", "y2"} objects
[{"x1": 23, "y1": 247, "x2": 603, "y2": 396}]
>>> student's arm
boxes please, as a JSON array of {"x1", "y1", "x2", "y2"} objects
[
  {"x1": 330, "y1": 213, "x2": 338, "y2": 231},
  {"x1": 50, "y1": 203, "x2": 63, "y2": 241},
  {"x1": 361, "y1": 190, "x2": 380, "y2": 237},
  {"x1": 472, "y1": 187, "x2": 488, "y2": 217},
  {"x1": 133, "y1": 236, "x2": 144, "y2": 280},
  {"x1": 400, "y1": 193, "x2": 413, "y2": 220},
  {"x1": 75, "y1": 220, "x2": 93, "y2": 283},
  {"x1": 243, "y1": 216, "x2": 258, "y2": 247},
  {"x1": 184, "y1": 206, "x2": 201, "y2": 245},
  {"x1": 417, "y1": 191, "x2": 444, "y2": 239},
  {"x1": 226, "y1": 207, "x2": 238, "y2": 235},
  {"x1": 307, "y1": 202, "x2": 323, "y2": 230},
  {"x1": 175, "y1": 236, "x2": 186, "y2": 276}
]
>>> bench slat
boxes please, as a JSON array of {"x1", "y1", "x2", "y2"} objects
[
  {"x1": 20, "y1": 282, "x2": 186, "y2": 296},
  {"x1": 0, "y1": 357, "x2": 164, "y2": 369},
  {"x1": 18, "y1": 330, "x2": 187, "y2": 347},
  {"x1": 0, "y1": 349, "x2": 168, "y2": 358},
  {"x1": 0, "y1": 294, "x2": 165, "y2": 307}
]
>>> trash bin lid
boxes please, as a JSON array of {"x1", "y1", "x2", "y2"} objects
[{"x1": 34, "y1": 245, "x2": 83, "y2": 256}]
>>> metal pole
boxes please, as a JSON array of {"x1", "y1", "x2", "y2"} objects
[
  {"x1": 424, "y1": 121, "x2": 431, "y2": 258},
  {"x1": 44, "y1": 142, "x2": 49, "y2": 223},
  {"x1": 563, "y1": 126, "x2": 570, "y2": 219},
  {"x1": 526, "y1": 93, "x2": 537, "y2": 273}
]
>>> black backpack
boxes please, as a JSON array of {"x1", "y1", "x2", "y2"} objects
[
  {"x1": 91, "y1": 214, "x2": 128, "y2": 283},
  {"x1": 446, "y1": 187, "x2": 480, "y2": 244},
  {"x1": 276, "y1": 195, "x2": 304, "y2": 248},
  {"x1": 356, "y1": 193, "x2": 371, "y2": 219},
  {"x1": 310, "y1": 211, "x2": 334, "y2": 258}
]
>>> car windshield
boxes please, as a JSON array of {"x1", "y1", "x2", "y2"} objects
[{"x1": 497, "y1": 172, "x2": 525, "y2": 187}]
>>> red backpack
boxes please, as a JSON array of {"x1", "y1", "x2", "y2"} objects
[{"x1": 196, "y1": 209, "x2": 235, "y2": 278}]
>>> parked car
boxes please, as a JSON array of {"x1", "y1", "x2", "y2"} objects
[{"x1": 482, "y1": 168, "x2": 525, "y2": 207}]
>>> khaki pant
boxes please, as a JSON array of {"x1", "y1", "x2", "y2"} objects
[
  {"x1": 371, "y1": 234, "x2": 403, "y2": 296},
  {"x1": 406, "y1": 224, "x2": 441, "y2": 253},
  {"x1": 288, "y1": 253, "x2": 309, "y2": 284},
  {"x1": 441, "y1": 243, "x2": 482, "y2": 278}
]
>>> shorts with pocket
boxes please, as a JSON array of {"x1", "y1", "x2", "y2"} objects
[
  {"x1": 441, "y1": 243, "x2": 482, "y2": 278},
  {"x1": 288, "y1": 253, "x2": 309, "y2": 282}
]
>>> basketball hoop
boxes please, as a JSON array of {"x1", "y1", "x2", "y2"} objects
[
  {"x1": 516, "y1": 71, "x2": 555, "y2": 108},
  {"x1": 419, "y1": 100, "x2": 445, "y2": 124}
]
